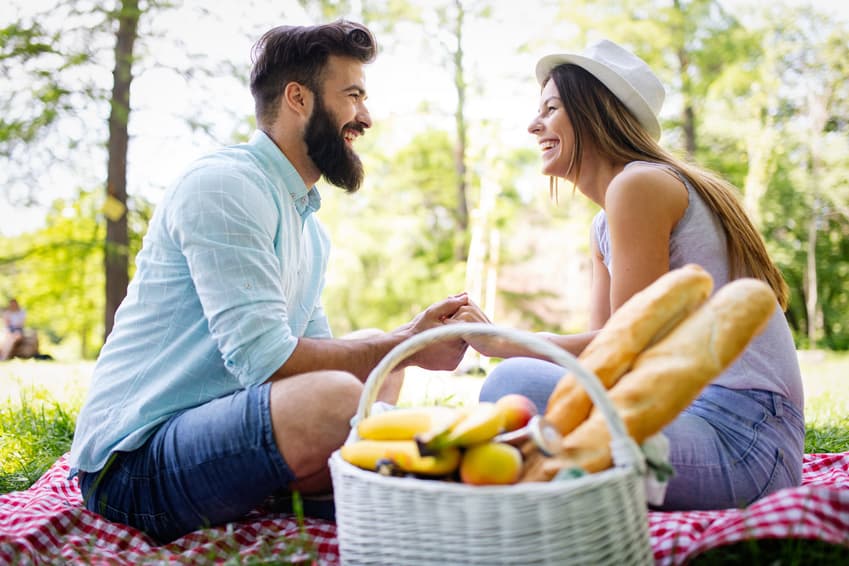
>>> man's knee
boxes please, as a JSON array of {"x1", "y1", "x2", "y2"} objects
[
  {"x1": 268, "y1": 370, "x2": 362, "y2": 477},
  {"x1": 270, "y1": 369, "x2": 362, "y2": 419},
  {"x1": 313, "y1": 369, "x2": 363, "y2": 409}
]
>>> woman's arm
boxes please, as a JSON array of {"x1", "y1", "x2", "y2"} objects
[
  {"x1": 604, "y1": 165, "x2": 688, "y2": 310},
  {"x1": 588, "y1": 235, "x2": 611, "y2": 331}
]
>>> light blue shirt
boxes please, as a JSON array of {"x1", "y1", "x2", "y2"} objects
[{"x1": 70, "y1": 130, "x2": 332, "y2": 474}]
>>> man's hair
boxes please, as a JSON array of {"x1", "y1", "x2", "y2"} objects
[
  {"x1": 250, "y1": 20, "x2": 377, "y2": 128},
  {"x1": 546, "y1": 64, "x2": 789, "y2": 310}
]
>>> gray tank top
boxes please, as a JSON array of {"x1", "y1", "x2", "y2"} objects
[{"x1": 591, "y1": 161, "x2": 804, "y2": 409}]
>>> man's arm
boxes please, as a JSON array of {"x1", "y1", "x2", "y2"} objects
[{"x1": 267, "y1": 293, "x2": 470, "y2": 382}]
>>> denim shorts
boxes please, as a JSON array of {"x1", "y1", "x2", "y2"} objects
[
  {"x1": 78, "y1": 383, "x2": 298, "y2": 543},
  {"x1": 479, "y1": 357, "x2": 805, "y2": 510}
]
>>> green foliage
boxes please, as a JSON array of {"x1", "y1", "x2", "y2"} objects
[
  {"x1": 0, "y1": 189, "x2": 152, "y2": 358},
  {"x1": 321, "y1": 128, "x2": 467, "y2": 334},
  {"x1": 1, "y1": 0, "x2": 848, "y2": 350}
]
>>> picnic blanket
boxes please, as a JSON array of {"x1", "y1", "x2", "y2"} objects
[{"x1": 2, "y1": 452, "x2": 847, "y2": 564}]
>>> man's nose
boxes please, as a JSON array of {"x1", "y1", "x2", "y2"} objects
[{"x1": 357, "y1": 104, "x2": 372, "y2": 129}]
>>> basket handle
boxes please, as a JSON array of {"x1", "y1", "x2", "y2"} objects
[{"x1": 354, "y1": 322, "x2": 646, "y2": 472}]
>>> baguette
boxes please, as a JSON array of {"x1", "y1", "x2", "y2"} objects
[
  {"x1": 543, "y1": 264, "x2": 713, "y2": 435},
  {"x1": 528, "y1": 278, "x2": 777, "y2": 481}
]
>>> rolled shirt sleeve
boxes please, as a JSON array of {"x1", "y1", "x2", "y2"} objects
[
  {"x1": 166, "y1": 165, "x2": 314, "y2": 386},
  {"x1": 69, "y1": 131, "x2": 332, "y2": 475}
]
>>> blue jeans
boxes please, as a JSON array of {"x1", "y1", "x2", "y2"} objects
[
  {"x1": 479, "y1": 357, "x2": 805, "y2": 510},
  {"x1": 78, "y1": 383, "x2": 324, "y2": 543}
]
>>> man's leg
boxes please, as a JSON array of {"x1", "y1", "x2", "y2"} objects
[
  {"x1": 268, "y1": 369, "x2": 363, "y2": 495},
  {"x1": 79, "y1": 370, "x2": 361, "y2": 543}
]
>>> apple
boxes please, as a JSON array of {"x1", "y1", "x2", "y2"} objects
[
  {"x1": 495, "y1": 393, "x2": 538, "y2": 432},
  {"x1": 460, "y1": 442, "x2": 523, "y2": 485}
]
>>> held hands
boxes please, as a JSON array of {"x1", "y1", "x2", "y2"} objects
[
  {"x1": 443, "y1": 299, "x2": 514, "y2": 358},
  {"x1": 399, "y1": 293, "x2": 470, "y2": 371}
]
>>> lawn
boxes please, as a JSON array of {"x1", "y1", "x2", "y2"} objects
[
  {"x1": 2, "y1": 351, "x2": 849, "y2": 491},
  {"x1": 1, "y1": 352, "x2": 848, "y2": 562}
]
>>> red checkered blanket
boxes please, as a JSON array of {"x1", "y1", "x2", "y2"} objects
[{"x1": 2, "y1": 452, "x2": 847, "y2": 564}]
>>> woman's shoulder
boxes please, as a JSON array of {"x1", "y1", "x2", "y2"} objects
[
  {"x1": 614, "y1": 161, "x2": 685, "y2": 190},
  {"x1": 606, "y1": 161, "x2": 688, "y2": 220}
]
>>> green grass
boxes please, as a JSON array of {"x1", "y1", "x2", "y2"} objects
[
  {"x1": 0, "y1": 393, "x2": 77, "y2": 493},
  {"x1": 2, "y1": 352, "x2": 849, "y2": 563}
]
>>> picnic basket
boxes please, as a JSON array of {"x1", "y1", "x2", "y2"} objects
[{"x1": 328, "y1": 323, "x2": 652, "y2": 565}]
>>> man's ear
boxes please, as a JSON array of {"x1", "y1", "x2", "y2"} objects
[{"x1": 283, "y1": 82, "x2": 313, "y2": 119}]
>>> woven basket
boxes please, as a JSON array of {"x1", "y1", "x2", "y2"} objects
[{"x1": 329, "y1": 323, "x2": 652, "y2": 565}]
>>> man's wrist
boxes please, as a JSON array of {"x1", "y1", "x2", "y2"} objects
[{"x1": 385, "y1": 326, "x2": 415, "y2": 368}]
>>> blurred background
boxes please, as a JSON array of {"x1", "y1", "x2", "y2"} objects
[{"x1": 1, "y1": 0, "x2": 847, "y2": 361}]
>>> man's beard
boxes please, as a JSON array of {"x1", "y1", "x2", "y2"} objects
[{"x1": 304, "y1": 97, "x2": 364, "y2": 193}]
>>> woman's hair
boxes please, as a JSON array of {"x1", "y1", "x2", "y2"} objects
[
  {"x1": 250, "y1": 20, "x2": 377, "y2": 128},
  {"x1": 547, "y1": 64, "x2": 789, "y2": 310}
]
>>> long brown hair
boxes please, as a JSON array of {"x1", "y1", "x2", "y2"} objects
[
  {"x1": 547, "y1": 64, "x2": 789, "y2": 310},
  {"x1": 249, "y1": 20, "x2": 377, "y2": 128}
]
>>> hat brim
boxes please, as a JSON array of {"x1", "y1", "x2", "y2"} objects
[{"x1": 535, "y1": 53, "x2": 661, "y2": 141}]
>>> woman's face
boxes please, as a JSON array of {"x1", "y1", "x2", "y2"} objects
[{"x1": 528, "y1": 78, "x2": 574, "y2": 178}]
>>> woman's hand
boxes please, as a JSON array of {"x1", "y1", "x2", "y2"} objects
[{"x1": 444, "y1": 300, "x2": 518, "y2": 358}]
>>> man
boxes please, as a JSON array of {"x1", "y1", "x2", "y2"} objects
[{"x1": 69, "y1": 20, "x2": 469, "y2": 543}]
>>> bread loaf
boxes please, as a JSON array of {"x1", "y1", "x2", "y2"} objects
[
  {"x1": 528, "y1": 278, "x2": 778, "y2": 481},
  {"x1": 543, "y1": 264, "x2": 713, "y2": 435}
]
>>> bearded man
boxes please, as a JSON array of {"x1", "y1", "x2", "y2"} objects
[{"x1": 69, "y1": 20, "x2": 469, "y2": 543}]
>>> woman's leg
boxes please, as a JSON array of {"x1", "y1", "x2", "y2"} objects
[
  {"x1": 657, "y1": 385, "x2": 804, "y2": 510},
  {"x1": 479, "y1": 357, "x2": 565, "y2": 413}
]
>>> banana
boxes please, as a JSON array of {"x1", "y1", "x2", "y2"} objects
[
  {"x1": 356, "y1": 406, "x2": 465, "y2": 441},
  {"x1": 340, "y1": 440, "x2": 461, "y2": 476},
  {"x1": 423, "y1": 402, "x2": 506, "y2": 451}
]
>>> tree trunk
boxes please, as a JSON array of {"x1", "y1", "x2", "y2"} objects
[
  {"x1": 677, "y1": 48, "x2": 696, "y2": 158},
  {"x1": 805, "y1": 200, "x2": 818, "y2": 344},
  {"x1": 104, "y1": 0, "x2": 139, "y2": 340},
  {"x1": 743, "y1": 129, "x2": 773, "y2": 228},
  {"x1": 452, "y1": 0, "x2": 469, "y2": 261},
  {"x1": 803, "y1": 87, "x2": 829, "y2": 346}
]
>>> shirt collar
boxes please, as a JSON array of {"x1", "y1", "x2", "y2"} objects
[{"x1": 249, "y1": 130, "x2": 322, "y2": 219}]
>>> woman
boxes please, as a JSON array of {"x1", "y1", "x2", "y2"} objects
[{"x1": 452, "y1": 39, "x2": 804, "y2": 510}]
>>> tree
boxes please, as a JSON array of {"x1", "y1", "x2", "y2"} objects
[
  {"x1": 1, "y1": 0, "x2": 260, "y2": 342},
  {"x1": 104, "y1": 0, "x2": 139, "y2": 338},
  {"x1": 769, "y1": 7, "x2": 849, "y2": 346},
  {"x1": 0, "y1": 189, "x2": 152, "y2": 358}
]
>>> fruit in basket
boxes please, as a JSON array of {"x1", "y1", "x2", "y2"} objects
[
  {"x1": 460, "y1": 442, "x2": 523, "y2": 485},
  {"x1": 341, "y1": 439, "x2": 461, "y2": 476},
  {"x1": 357, "y1": 406, "x2": 466, "y2": 441},
  {"x1": 495, "y1": 394, "x2": 538, "y2": 432},
  {"x1": 421, "y1": 402, "x2": 505, "y2": 451}
]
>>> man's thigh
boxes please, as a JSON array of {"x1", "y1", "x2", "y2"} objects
[{"x1": 81, "y1": 383, "x2": 293, "y2": 542}]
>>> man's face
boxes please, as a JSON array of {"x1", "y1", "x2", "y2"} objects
[{"x1": 305, "y1": 55, "x2": 372, "y2": 193}]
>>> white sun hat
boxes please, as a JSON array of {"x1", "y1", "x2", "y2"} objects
[{"x1": 535, "y1": 39, "x2": 665, "y2": 141}]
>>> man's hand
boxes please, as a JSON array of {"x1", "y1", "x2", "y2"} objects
[
  {"x1": 444, "y1": 299, "x2": 512, "y2": 358},
  {"x1": 396, "y1": 293, "x2": 469, "y2": 371}
]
